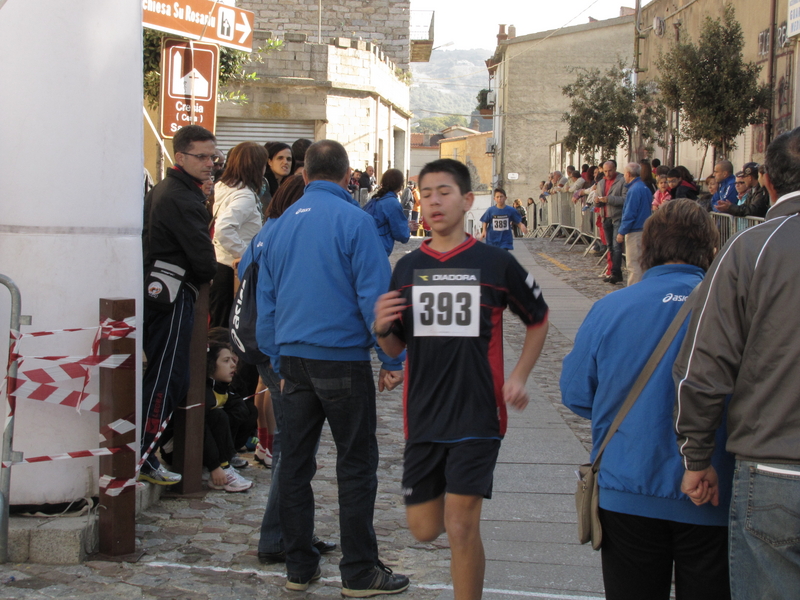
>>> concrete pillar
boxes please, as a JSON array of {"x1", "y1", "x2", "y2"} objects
[{"x1": 0, "y1": 1, "x2": 143, "y2": 504}]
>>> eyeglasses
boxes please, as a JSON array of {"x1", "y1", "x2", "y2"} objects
[
  {"x1": 180, "y1": 151, "x2": 222, "y2": 164},
  {"x1": 735, "y1": 181, "x2": 747, "y2": 186}
]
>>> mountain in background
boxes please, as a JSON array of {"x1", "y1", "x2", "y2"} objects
[{"x1": 410, "y1": 48, "x2": 494, "y2": 132}]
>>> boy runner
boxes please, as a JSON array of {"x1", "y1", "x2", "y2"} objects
[
  {"x1": 373, "y1": 159, "x2": 549, "y2": 600},
  {"x1": 478, "y1": 188, "x2": 527, "y2": 249}
]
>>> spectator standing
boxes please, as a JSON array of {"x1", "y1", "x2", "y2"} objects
[
  {"x1": 512, "y1": 198, "x2": 527, "y2": 237},
  {"x1": 261, "y1": 142, "x2": 293, "y2": 207},
  {"x1": 366, "y1": 168, "x2": 411, "y2": 256},
  {"x1": 255, "y1": 141, "x2": 409, "y2": 596},
  {"x1": 710, "y1": 160, "x2": 737, "y2": 211},
  {"x1": 399, "y1": 181, "x2": 414, "y2": 221},
  {"x1": 674, "y1": 127, "x2": 800, "y2": 599},
  {"x1": 290, "y1": 138, "x2": 312, "y2": 175},
  {"x1": 594, "y1": 161, "x2": 626, "y2": 285},
  {"x1": 639, "y1": 159, "x2": 657, "y2": 194},
  {"x1": 141, "y1": 125, "x2": 218, "y2": 484},
  {"x1": 478, "y1": 188, "x2": 526, "y2": 249},
  {"x1": 652, "y1": 174, "x2": 672, "y2": 210},
  {"x1": 562, "y1": 200, "x2": 731, "y2": 600},
  {"x1": 359, "y1": 165, "x2": 376, "y2": 193},
  {"x1": 616, "y1": 162, "x2": 654, "y2": 286},
  {"x1": 209, "y1": 142, "x2": 267, "y2": 328}
]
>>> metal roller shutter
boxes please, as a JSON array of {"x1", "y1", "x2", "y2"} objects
[{"x1": 215, "y1": 118, "x2": 315, "y2": 153}]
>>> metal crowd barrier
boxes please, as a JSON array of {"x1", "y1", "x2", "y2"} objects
[{"x1": 711, "y1": 212, "x2": 764, "y2": 246}]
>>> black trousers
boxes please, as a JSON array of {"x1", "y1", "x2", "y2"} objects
[
  {"x1": 599, "y1": 508, "x2": 730, "y2": 600},
  {"x1": 208, "y1": 262, "x2": 235, "y2": 329},
  {"x1": 204, "y1": 408, "x2": 237, "y2": 472}
]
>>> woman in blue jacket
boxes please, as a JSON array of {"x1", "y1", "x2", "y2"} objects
[
  {"x1": 560, "y1": 200, "x2": 733, "y2": 600},
  {"x1": 368, "y1": 168, "x2": 411, "y2": 256}
]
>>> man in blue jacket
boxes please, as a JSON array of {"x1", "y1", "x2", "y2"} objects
[
  {"x1": 617, "y1": 162, "x2": 653, "y2": 286},
  {"x1": 710, "y1": 160, "x2": 737, "y2": 212},
  {"x1": 255, "y1": 140, "x2": 410, "y2": 597}
]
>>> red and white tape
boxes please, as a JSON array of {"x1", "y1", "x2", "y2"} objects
[
  {"x1": 0, "y1": 443, "x2": 136, "y2": 469},
  {"x1": 99, "y1": 474, "x2": 141, "y2": 497}
]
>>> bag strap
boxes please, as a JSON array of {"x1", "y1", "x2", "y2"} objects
[{"x1": 591, "y1": 299, "x2": 692, "y2": 471}]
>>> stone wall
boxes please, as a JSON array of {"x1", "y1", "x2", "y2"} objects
[{"x1": 239, "y1": 0, "x2": 411, "y2": 70}]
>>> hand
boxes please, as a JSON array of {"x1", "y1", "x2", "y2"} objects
[
  {"x1": 502, "y1": 376, "x2": 529, "y2": 411},
  {"x1": 716, "y1": 200, "x2": 732, "y2": 213},
  {"x1": 595, "y1": 196, "x2": 606, "y2": 204},
  {"x1": 232, "y1": 258, "x2": 241, "y2": 271},
  {"x1": 616, "y1": 234, "x2": 623, "y2": 244},
  {"x1": 681, "y1": 466, "x2": 719, "y2": 506},
  {"x1": 280, "y1": 379, "x2": 285, "y2": 393},
  {"x1": 378, "y1": 368, "x2": 403, "y2": 392},
  {"x1": 210, "y1": 466, "x2": 227, "y2": 487},
  {"x1": 374, "y1": 291, "x2": 406, "y2": 337}
]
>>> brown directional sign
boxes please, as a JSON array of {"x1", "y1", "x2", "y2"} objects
[
  {"x1": 143, "y1": 0, "x2": 255, "y2": 52},
  {"x1": 160, "y1": 39, "x2": 219, "y2": 139}
]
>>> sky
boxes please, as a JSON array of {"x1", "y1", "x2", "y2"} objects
[{"x1": 410, "y1": 0, "x2": 653, "y2": 51}]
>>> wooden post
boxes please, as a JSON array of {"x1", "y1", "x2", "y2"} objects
[
  {"x1": 98, "y1": 298, "x2": 136, "y2": 557},
  {"x1": 172, "y1": 283, "x2": 208, "y2": 494}
]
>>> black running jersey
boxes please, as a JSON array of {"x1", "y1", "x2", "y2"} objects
[{"x1": 389, "y1": 236, "x2": 548, "y2": 443}]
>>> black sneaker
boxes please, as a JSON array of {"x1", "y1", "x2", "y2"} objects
[
  {"x1": 285, "y1": 566, "x2": 322, "y2": 592},
  {"x1": 341, "y1": 561, "x2": 410, "y2": 597}
]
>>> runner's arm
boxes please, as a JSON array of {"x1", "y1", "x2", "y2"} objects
[{"x1": 503, "y1": 319, "x2": 548, "y2": 410}]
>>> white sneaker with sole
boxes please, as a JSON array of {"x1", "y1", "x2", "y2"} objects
[{"x1": 207, "y1": 466, "x2": 252, "y2": 492}]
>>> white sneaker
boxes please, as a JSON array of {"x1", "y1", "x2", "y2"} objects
[
  {"x1": 208, "y1": 466, "x2": 252, "y2": 493},
  {"x1": 255, "y1": 443, "x2": 273, "y2": 468}
]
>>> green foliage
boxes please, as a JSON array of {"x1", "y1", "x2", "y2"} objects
[
  {"x1": 413, "y1": 115, "x2": 468, "y2": 133},
  {"x1": 561, "y1": 61, "x2": 665, "y2": 159},
  {"x1": 656, "y1": 4, "x2": 770, "y2": 156},
  {"x1": 143, "y1": 28, "x2": 282, "y2": 109},
  {"x1": 476, "y1": 88, "x2": 490, "y2": 111}
]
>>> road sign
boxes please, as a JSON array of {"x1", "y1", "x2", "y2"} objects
[
  {"x1": 160, "y1": 39, "x2": 219, "y2": 138},
  {"x1": 143, "y1": 0, "x2": 255, "y2": 52}
]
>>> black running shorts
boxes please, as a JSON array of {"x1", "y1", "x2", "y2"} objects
[{"x1": 401, "y1": 439, "x2": 501, "y2": 505}]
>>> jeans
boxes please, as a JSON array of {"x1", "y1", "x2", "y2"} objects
[
  {"x1": 279, "y1": 356, "x2": 379, "y2": 581},
  {"x1": 602, "y1": 218, "x2": 623, "y2": 279},
  {"x1": 141, "y1": 287, "x2": 195, "y2": 470},
  {"x1": 257, "y1": 362, "x2": 284, "y2": 554},
  {"x1": 729, "y1": 460, "x2": 800, "y2": 600}
]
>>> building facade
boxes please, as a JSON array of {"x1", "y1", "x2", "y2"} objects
[
  {"x1": 486, "y1": 16, "x2": 634, "y2": 202},
  {"x1": 439, "y1": 130, "x2": 494, "y2": 193},
  {"x1": 638, "y1": 0, "x2": 796, "y2": 175}
]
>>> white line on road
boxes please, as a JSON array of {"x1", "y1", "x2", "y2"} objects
[{"x1": 144, "y1": 561, "x2": 603, "y2": 599}]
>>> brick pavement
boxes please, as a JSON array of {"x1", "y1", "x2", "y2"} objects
[{"x1": 0, "y1": 236, "x2": 610, "y2": 600}]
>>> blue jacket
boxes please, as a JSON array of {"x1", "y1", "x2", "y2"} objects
[
  {"x1": 618, "y1": 177, "x2": 652, "y2": 236},
  {"x1": 560, "y1": 264, "x2": 733, "y2": 526},
  {"x1": 370, "y1": 191, "x2": 411, "y2": 256},
  {"x1": 254, "y1": 180, "x2": 403, "y2": 373},
  {"x1": 711, "y1": 174, "x2": 737, "y2": 211}
]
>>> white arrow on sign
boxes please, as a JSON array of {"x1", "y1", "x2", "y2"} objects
[{"x1": 236, "y1": 13, "x2": 252, "y2": 44}]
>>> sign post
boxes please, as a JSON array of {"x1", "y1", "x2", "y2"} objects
[
  {"x1": 143, "y1": 0, "x2": 255, "y2": 52},
  {"x1": 160, "y1": 39, "x2": 219, "y2": 138}
]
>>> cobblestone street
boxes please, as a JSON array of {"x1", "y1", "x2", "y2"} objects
[{"x1": 0, "y1": 236, "x2": 611, "y2": 600}]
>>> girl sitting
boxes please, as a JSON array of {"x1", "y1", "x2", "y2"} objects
[{"x1": 205, "y1": 340, "x2": 254, "y2": 493}]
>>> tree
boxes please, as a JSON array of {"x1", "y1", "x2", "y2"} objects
[
  {"x1": 561, "y1": 61, "x2": 665, "y2": 161},
  {"x1": 412, "y1": 115, "x2": 468, "y2": 133},
  {"x1": 656, "y1": 4, "x2": 770, "y2": 157},
  {"x1": 143, "y1": 29, "x2": 282, "y2": 109}
]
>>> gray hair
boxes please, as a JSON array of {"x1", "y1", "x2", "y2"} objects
[{"x1": 625, "y1": 162, "x2": 641, "y2": 178}]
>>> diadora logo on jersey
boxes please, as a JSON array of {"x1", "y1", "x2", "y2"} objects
[
  {"x1": 295, "y1": 207, "x2": 311, "y2": 214},
  {"x1": 662, "y1": 293, "x2": 688, "y2": 303},
  {"x1": 414, "y1": 268, "x2": 481, "y2": 286},
  {"x1": 432, "y1": 274, "x2": 477, "y2": 281}
]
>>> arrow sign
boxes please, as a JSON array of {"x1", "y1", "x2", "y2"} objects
[
  {"x1": 235, "y1": 12, "x2": 252, "y2": 44},
  {"x1": 143, "y1": 0, "x2": 255, "y2": 52}
]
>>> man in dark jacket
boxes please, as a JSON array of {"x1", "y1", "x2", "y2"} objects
[
  {"x1": 140, "y1": 125, "x2": 218, "y2": 485},
  {"x1": 674, "y1": 128, "x2": 800, "y2": 598},
  {"x1": 715, "y1": 162, "x2": 769, "y2": 218}
]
